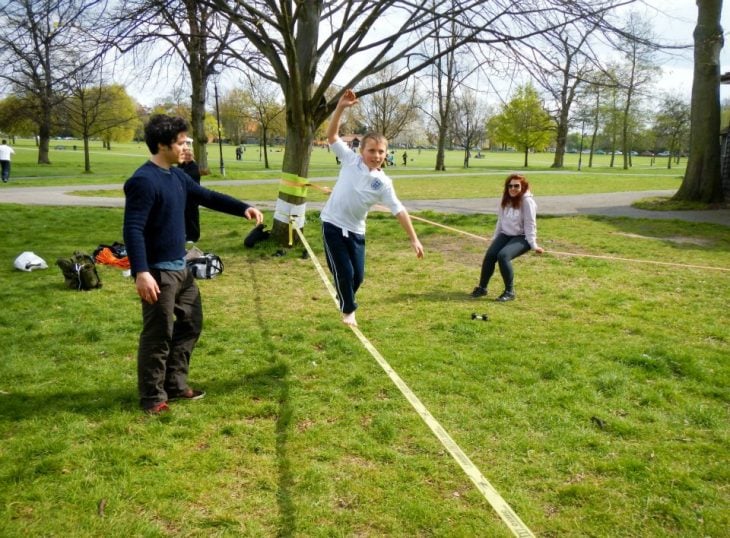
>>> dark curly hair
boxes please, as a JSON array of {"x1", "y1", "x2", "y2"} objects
[{"x1": 144, "y1": 114, "x2": 189, "y2": 154}]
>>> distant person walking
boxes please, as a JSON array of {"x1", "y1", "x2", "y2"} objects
[
  {"x1": 470, "y1": 174, "x2": 544, "y2": 302},
  {"x1": 0, "y1": 140, "x2": 15, "y2": 183},
  {"x1": 402, "y1": 151, "x2": 408, "y2": 166}
]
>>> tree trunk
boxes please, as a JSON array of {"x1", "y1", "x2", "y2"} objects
[
  {"x1": 270, "y1": 102, "x2": 317, "y2": 245},
  {"x1": 262, "y1": 126, "x2": 270, "y2": 169},
  {"x1": 674, "y1": 0, "x2": 725, "y2": 204},
  {"x1": 435, "y1": 126, "x2": 448, "y2": 171},
  {"x1": 523, "y1": 148, "x2": 529, "y2": 167},
  {"x1": 83, "y1": 136, "x2": 91, "y2": 173},
  {"x1": 267, "y1": 1, "x2": 324, "y2": 246},
  {"x1": 621, "y1": 71, "x2": 635, "y2": 171},
  {"x1": 38, "y1": 125, "x2": 50, "y2": 164},
  {"x1": 588, "y1": 89, "x2": 600, "y2": 168},
  {"x1": 551, "y1": 108, "x2": 570, "y2": 168},
  {"x1": 185, "y1": 0, "x2": 210, "y2": 173},
  {"x1": 37, "y1": 100, "x2": 52, "y2": 164},
  {"x1": 188, "y1": 53, "x2": 209, "y2": 173}
]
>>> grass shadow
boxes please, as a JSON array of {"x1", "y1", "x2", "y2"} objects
[
  {"x1": 246, "y1": 258, "x2": 296, "y2": 538},
  {"x1": 584, "y1": 214, "x2": 730, "y2": 253}
]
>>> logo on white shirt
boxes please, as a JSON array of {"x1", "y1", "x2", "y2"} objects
[{"x1": 370, "y1": 178, "x2": 383, "y2": 190}]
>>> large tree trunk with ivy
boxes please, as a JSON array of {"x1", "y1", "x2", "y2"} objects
[{"x1": 674, "y1": 0, "x2": 725, "y2": 204}]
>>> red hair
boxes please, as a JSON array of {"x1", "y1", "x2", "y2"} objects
[{"x1": 500, "y1": 174, "x2": 530, "y2": 209}]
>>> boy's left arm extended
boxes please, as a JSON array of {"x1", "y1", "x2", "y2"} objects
[{"x1": 396, "y1": 210, "x2": 424, "y2": 259}]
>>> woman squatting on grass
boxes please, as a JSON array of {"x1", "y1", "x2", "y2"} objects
[
  {"x1": 320, "y1": 89, "x2": 424, "y2": 327},
  {"x1": 470, "y1": 174, "x2": 544, "y2": 302}
]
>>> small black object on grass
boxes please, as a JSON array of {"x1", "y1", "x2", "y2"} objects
[
  {"x1": 471, "y1": 312, "x2": 489, "y2": 321},
  {"x1": 591, "y1": 416, "x2": 606, "y2": 430}
]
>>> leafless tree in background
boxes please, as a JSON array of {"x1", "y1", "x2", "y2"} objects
[
  {"x1": 0, "y1": 0, "x2": 109, "y2": 164},
  {"x1": 110, "y1": 0, "x2": 249, "y2": 171}
]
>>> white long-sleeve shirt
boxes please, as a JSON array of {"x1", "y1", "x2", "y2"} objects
[{"x1": 493, "y1": 192, "x2": 539, "y2": 249}]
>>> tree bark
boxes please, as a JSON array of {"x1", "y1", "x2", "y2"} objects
[
  {"x1": 268, "y1": 1, "x2": 324, "y2": 245},
  {"x1": 551, "y1": 109, "x2": 569, "y2": 168},
  {"x1": 37, "y1": 104, "x2": 51, "y2": 165},
  {"x1": 185, "y1": 0, "x2": 210, "y2": 173},
  {"x1": 674, "y1": 0, "x2": 725, "y2": 204}
]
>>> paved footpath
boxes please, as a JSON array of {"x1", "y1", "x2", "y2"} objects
[{"x1": 1, "y1": 180, "x2": 728, "y2": 226}]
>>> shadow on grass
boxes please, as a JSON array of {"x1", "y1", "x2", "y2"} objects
[
  {"x1": 246, "y1": 258, "x2": 296, "y2": 538},
  {"x1": 390, "y1": 289, "x2": 479, "y2": 302},
  {"x1": 584, "y1": 214, "x2": 730, "y2": 253},
  {"x1": 0, "y1": 260, "x2": 297, "y2": 538},
  {"x1": 0, "y1": 388, "x2": 140, "y2": 420},
  {"x1": 580, "y1": 207, "x2": 730, "y2": 230}
]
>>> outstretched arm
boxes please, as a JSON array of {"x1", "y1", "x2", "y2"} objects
[
  {"x1": 395, "y1": 210, "x2": 424, "y2": 259},
  {"x1": 327, "y1": 89, "x2": 359, "y2": 145}
]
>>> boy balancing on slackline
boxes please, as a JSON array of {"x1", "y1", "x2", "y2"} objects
[{"x1": 320, "y1": 89, "x2": 424, "y2": 327}]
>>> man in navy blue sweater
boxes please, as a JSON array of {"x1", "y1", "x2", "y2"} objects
[{"x1": 124, "y1": 114, "x2": 263, "y2": 414}]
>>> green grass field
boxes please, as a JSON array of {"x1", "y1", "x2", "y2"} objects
[
  {"x1": 0, "y1": 140, "x2": 727, "y2": 537},
  {"x1": 4, "y1": 137, "x2": 685, "y2": 188}
]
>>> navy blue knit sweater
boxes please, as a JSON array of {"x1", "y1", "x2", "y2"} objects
[{"x1": 123, "y1": 161, "x2": 251, "y2": 276}]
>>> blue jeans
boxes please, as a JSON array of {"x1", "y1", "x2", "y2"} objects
[
  {"x1": 478, "y1": 233, "x2": 530, "y2": 292},
  {"x1": 0, "y1": 160, "x2": 9, "y2": 182},
  {"x1": 322, "y1": 222, "x2": 366, "y2": 314}
]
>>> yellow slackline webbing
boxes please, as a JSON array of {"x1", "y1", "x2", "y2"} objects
[
  {"x1": 546, "y1": 250, "x2": 730, "y2": 272},
  {"x1": 279, "y1": 173, "x2": 332, "y2": 195},
  {"x1": 278, "y1": 172, "x2": 309, "y2": 197},
  {"x1": 290, "y1": 221, "x2": 535, "y2": 538},
  {"x1": 371, "y1": 205, "x2": 729, "y2": 272},
  {"x1": 372, "y1": 205, "x2": 488, "y2": 242}
]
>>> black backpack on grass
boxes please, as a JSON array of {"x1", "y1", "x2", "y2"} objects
[{"x1": 56, "y1": 251, "x2": 102, "y2": 291}]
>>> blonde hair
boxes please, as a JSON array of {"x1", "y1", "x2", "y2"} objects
[{"x1": 360, "y1": 132, "x2": 388, "y2": 149}]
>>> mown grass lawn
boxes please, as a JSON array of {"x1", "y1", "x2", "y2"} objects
[
  {"x1": 5, "y1": 137, "x2": 685, "y2": 188},
  {"x1": 0, "y1": 198, "x2": 727, "y2": 536}
]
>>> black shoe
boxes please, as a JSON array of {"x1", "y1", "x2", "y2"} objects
[
  {"x1": 470, "y1": 286, "x2": 487, "y2": 298},
  {"x1": 495, "y1": 291, "x2": 515, "y2": 302},
  {"x1": 243, "y1": 223, "x2": 270, "y2": 248}
]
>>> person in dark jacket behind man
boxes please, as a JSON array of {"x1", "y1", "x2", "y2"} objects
[
  {"x1": 178, "y1": 142, "x2": 202, "y2": 242},
  {"x1": 124, "y1": 114, "x2": 263, "y2": 414}
]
